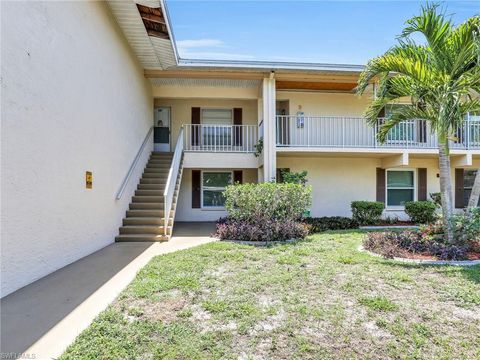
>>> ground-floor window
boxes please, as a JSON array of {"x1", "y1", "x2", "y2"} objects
[
  {"x1": 201, "y1": 171, "x2": 232, "y2": 208},
  {"x1": 386, "y1": 170, "x2": 415, "y2": 207},
  {"x1": 463, "y1": 170, "x2": 480, "y2": 207}
]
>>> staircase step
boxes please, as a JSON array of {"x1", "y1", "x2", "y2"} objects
[
  {"x1": 137, "y1": 184, "x2": 166, "y2": 190},
  {"x1": 120, "y1": 225, "x2": 171, "y2": 235},
  {"x1": 142, "y1": 173, "x2": 168, "y2": 179},
  {"x1": 144, "y1": 168, "x2": 169, "y2": 173},
  {"x1": 132, "y1": 195, "x2": 164, "y2": 203},
  {"x1": 146, "y1": 161, "x2": 171, "y2": 166},
  {"x1": 135, "y1": 189, "x2": 165, "y2": 196},
  {"x1": 123, "y1": 217, "x2": 172, "y2": 226},
  {"x1": 140, "y1": 178, "x2": 167, "y2": 185},
  {"x1": 115, "y1": 234, "x2": 169, "y2": 242},
  {"x1": 126, "y1": 209, "x2": 174, "y2": 217},
  {"x1": 129, "y1": 202, "x2": 164, "y2": 210}
]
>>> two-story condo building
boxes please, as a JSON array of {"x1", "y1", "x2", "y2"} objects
[{"x1": 2, "y1": 0, "x2": 479, "y2": 297}]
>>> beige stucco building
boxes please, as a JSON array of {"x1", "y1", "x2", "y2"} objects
[{"x1": 2, "y1": 0, "x2": 479, "y2": 297}]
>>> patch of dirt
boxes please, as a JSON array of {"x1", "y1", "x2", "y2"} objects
[{"x1": 363, "y1": 321, "x2": 393, "y2": 339}]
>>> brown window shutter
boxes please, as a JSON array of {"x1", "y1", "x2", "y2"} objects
[
  {"x1": 376, "y1": 168, "x2": 386, "y2": 204},
  {"x1": 233, "y1": 108, "x2": 242, "y2": 146},
  {"x1": 233, "y1": 170, "x2": 243, "y2": 184},
  {"x1": 455, "y1": 168, "x2": 465, "y2": 208},
  {"x1": 192, "y1": 170, "x2": 201, "y2": 208},
  {"x1": 191, "y1": 107, "x2": 200, "y2": 146},
  {"x1": 418, "y1": 168, "x2": 427, "y2": 201}
]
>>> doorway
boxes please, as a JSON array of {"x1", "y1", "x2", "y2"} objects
[{"x1": 154, "y1": 107, "x2": 170, "y2": 152}]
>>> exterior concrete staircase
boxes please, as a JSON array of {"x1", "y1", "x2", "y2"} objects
[{"x1": 115, "y1": 152, "x2": 182, "y2": 242}]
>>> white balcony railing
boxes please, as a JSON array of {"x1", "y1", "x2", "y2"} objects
[
  {"x1": 276, "y1": 115, "x2": 480, "y2": 150},
  {"x1": 183, "y1": 124, "x2": 258, "y2": 152}
]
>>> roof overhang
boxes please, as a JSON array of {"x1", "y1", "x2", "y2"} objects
[{"x1": 106, "y1": 0, "x2": 365, "y2": 83}]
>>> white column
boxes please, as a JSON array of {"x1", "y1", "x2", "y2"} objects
[{"x1": 262, "y1": 77, "x2": 276, "y2": 182}]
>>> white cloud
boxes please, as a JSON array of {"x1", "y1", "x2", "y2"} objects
[
  {"x1": 176, "y1": 39, "x2": 224, "y2": 49},
  {"x1": 175, "y1": 38, "x2": 254, "y2": 60}
]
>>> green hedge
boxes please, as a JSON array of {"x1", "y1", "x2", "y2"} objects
[
  {"x1": 303, "y1": 217, "x2": 358, "y2": 233},
  {"x1": 351, "y1": 201, "x2": 384, "y2": 225},
  {"x1": 224, "y1": 182, "x2": 312, "y2": 222},
  {"x1": 404, "y1": 201, "x2": 437, "y2": 224}
]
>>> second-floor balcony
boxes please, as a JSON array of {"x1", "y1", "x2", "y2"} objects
[
  {"x1": 183, "y1": 124, "x2": 258, "y2": 152},
  {"x1": 276, "y1": 115, "x2": 480, "y2": 150}
]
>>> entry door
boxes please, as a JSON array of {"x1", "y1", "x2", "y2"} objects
[{"x1": 154, "y1": 107, "x2": 170, "y2": 152}]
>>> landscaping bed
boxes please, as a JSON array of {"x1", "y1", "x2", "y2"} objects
[{"x1": 60, "y1": 230, "x2": 480, "y2": 360}]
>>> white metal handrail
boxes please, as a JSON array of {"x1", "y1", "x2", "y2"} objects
[
  {"x1": 116, "y1": 126, "x2": 153, "y2": 200},
  {"x1": 183, "y1": 124, "x2": 257, "y2": 152},
  {"x1": 275, "y1": 115, "x2": 480, "y2": 150},
  {"x1": 163, "y1": 128, "x2": 184, "y2": 234}
]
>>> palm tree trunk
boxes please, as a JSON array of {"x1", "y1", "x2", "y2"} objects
[
  {"x1": 467, "y1": 169, "x2": 480, "y2": 208},
  {"x1": 438, "y1": 140, "x2": 455, "y2": 243}
]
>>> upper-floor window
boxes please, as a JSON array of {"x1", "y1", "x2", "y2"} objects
[{"x1": 201, "y1": 109, "x2": 233, "y2": 146}]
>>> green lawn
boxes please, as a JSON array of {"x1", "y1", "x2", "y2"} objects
[{"x1": 61, "y1": 231, "x2": 480, "y2": 360}]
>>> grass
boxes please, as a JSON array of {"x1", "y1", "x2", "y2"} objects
[{"x1": 60, "y1": 230, "x2": 480, "y2": 360}]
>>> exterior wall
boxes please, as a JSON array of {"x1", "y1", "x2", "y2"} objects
[
  {"x1": 154, "y1": 98, "x2": 258, "y2": 150},
  {"x1": 176, "y1": 169, "x2": 258, "y2": 222},
  {"x1": 1, "y1": 1, "x2": 153, "y2": 297},
  {"x1": 276, "y1": 91, "x2": 372, "y2": 117},
  {"x1": 277, "y1": 156, "x2": 443, "y2": 219}
]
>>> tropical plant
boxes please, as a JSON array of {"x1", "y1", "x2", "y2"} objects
[
  {"x1": 356, "y1": 4, "x2": 480, "y2": 243},
  {"x1": 351, "y1": 201, "x2": 385, "y2": 225},
  {"x1": 281, "y1": 169, "x2": 308, "y2": 185}
]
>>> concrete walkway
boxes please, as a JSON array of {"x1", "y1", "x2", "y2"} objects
[{"x1": 1, "y1": 222, "x2": 217, "y2": 359}]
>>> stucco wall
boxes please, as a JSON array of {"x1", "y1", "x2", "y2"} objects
[
  {"x1": 1, "y1": 1, "x2": 153, "y2": 297},
  {"x1": 277, "y1": 156, "x2": 443, "y2": 218},
  {"x1": 154, "y1": 98, "x2": 258, "y2": 150},
  {"x1": 277, "y1": 91, "x2": 371, "y2": 117},
  {"x1": 176, "y1": 169, "x2": 258, "y2": 222}
]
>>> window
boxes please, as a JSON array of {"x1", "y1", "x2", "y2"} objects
[
  {"x1": 202, "y1": 172, "x2": 232, "y2": 208},
  {"x1": 467, "y1": 113, "x2": 480, "y2": 145},
  {"x1": 385, "y1": 104, "x2": 415, "y2": 142},
  {"x1": 463, "y1": 170, "x2": 480, "y2": 207},
  {"x1": 386, "y1": 170, "x2": 415, "y2": 207},
  {"x1": 201, "y1": 109, "x2": 233, "y2": 146}
]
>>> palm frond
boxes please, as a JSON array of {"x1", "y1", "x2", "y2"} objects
[{"x1": 376, "y1": 106, "x2": 433, "y2": 143}]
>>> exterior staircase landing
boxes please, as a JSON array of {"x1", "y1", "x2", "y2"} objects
[{"x1": 115, "y1": 152, "x2": 182, "y2": 242}]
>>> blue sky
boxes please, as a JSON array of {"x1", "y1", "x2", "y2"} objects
[{"x1": 166, "y1": 1, "x2": 479, "y2": 65}]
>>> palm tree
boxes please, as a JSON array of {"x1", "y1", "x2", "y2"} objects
[{"x1": 356, "y1": 4, "x2": 480, "y2": 243}]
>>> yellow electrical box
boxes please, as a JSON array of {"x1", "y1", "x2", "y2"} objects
[{"x1": 86, "y1": 171, "x2": 93, "y2": 189}]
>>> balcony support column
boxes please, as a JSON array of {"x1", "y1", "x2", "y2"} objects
[
  {"x1": 381, "y1": 152, "x2": 409, "y2": 168},
  {"x1": 451, "y1": 153, "x2": 473, "y2": 168},
  {"x1": 262, "y1": 77, "x2": 277, "y2": 182}
]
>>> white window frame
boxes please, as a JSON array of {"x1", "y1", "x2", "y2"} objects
[
  {"x1": 200, "y1": 171, "x2": 233, "y2": 210},
  {"x1": 385, "y1": 169, "x2": 417, "y2": 210}
]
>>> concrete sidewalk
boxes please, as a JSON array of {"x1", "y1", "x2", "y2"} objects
[{"x1": 1, "y1": 222, "x2": 217, "y2": 359}]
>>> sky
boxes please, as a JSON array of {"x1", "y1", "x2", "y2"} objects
[{"x1": 166, "y1": 0, "x2": 479, "y2": 65}]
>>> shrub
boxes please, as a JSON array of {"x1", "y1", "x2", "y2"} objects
[
  {"x1": 404, "y1": 201, "x2": 437, "y2": 224},
  {"x1": 363, "y1": 230, "x2": 469, "y2": 260},
  {"x1": 224, "y1": 183, "x2": 312, "y2": 223},
  {"x1": 303, "y1": 217, "x2": 358, "y2": 233},
  {"x1": 451, "y1": 208, "x2": 480, "y2": 242},
  {"x1": 281, "y1": 170, "x2": 308, "y2": 185},
  {"x1": 351, "y1": 201, "x2": 384, "y2": 225},
  {"x1": 429, "y1": 192, "x2": 442, "y2": 207},
  {"x1": 215, "y1": 218, "x2": 309, "y2": 242}
]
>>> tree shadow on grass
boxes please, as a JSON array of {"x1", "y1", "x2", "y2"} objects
[{"x1": 376, "y1": 258, "x2": 480, "y2": 284}]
